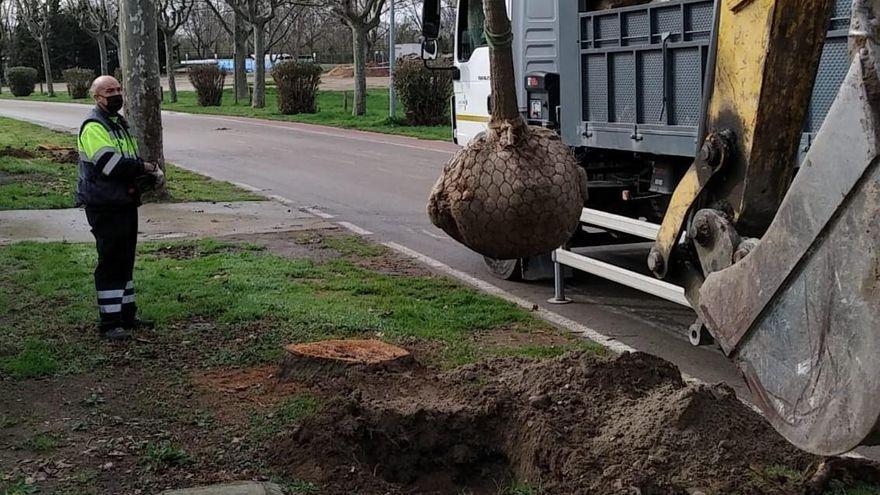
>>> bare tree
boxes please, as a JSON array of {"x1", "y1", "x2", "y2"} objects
[
  {"x1": 264, "y1": 1, "x2": 305, "y2": 59},
  {"x1": 325, "y1": 0, "x2": 386, "y2": 115},
  {"x1": 399, "y1": 0, "x2": 454, "y2": 50},
  {"x1": 274, "y1": 3, "x2": 323, "y2": 60},
  {"x1": 204, "y1": 0, "x2": 250, "y2": 103},
  {"x1": 0, "y1": 0, "x2": 12, "y2": 84},
  {"x1": 75, "y1": 0, "x2": 117, "y2": 74},
  {"x1": 226, "y1": 0, "x2": 289, "y2": 108},
  {"x1": 119, "y1": 0, "x2": 166, "y2": 195},
  {"x1": 184, "y1": 3, "x2": 224, "y2": 58},
  {"x1": 157, "y1": 0, "x2": 194, "y2": 102},
  {"x1": 16, "y1": 0, "x2": 55, "y2": 96}
]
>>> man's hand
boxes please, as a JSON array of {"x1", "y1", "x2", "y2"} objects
[
  {"x1": 152, "y1": 167, "x2": 166, "y2": 190},
  {"x1": 135, "y1": 163, "x2": 165, "y2": 192}
]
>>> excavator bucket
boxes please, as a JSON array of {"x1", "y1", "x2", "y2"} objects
[{"x1": 697, "y1": 4, "x2": 880, "y2": 455}]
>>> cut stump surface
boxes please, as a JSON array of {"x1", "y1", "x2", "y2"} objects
[{"x1": 278, "y1": 339, "x2": 413, "y2": 382}]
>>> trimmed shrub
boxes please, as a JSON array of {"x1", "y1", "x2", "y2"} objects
[
  {"x1": 393, "y1": 56, "x2": 453, "y2": 126},
  {"x1": 188, "y1": 64, "x2": 226, "y2": 106},
  {"x1": 63, "y1": 67, "x2": 95, "y2": 99},
  {"x1": 272, "y1": 61, "x2": 321, "y2": 115},
  {"x1": 5, "y1": 67, "x2": 38, "y2": 97}
]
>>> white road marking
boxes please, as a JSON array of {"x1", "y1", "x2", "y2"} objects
[
  {"x1": 421, "y1": 229, "x2": 449, "y2": 241},
  {"x1": 230, "y1": 181, "x2": 263, "y2": 193},
  {"x1": 303, "y1": 207, "x2": 335, "y2": 219},
  {"x1": 267, "y1": 194, "x2": 295, "y2": 205},
  {"x1": 339, "y1": 222, "x2": 374, "y2": 236}
]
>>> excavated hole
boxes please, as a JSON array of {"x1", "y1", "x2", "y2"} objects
[{"x1": 335, "y1": 406, "x2": 513, "y2": 494}]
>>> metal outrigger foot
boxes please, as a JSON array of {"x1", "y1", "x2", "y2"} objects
[{"x1": 547, "y1": 251, "x2": 572, "y2": 305}]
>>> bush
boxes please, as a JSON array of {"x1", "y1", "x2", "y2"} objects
[
  {"x1": 393, "y1": 56, "x2": 453, "y2": 126},
  {"x1": 5, "y1": 67, "x2": 38, "y2": 97},
  {"x1": 63, "y1": 67, "x2": 95, "y2": 99},
  {"x1": 188, "y1": 64, "x2": 226, "y2": 106},
  {"x1": 272, "y1": 61, "x2": 321, "y2": 115}
]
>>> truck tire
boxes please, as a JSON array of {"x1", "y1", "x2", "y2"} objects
[{"x1": 483, "y1": 257, "x2": 521, "y2": 280}]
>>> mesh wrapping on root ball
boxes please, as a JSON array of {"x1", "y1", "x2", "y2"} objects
[{"x1": 428, "y1": 121, "x2": 588, "y2": 260}]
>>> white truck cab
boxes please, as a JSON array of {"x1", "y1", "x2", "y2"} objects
[{"x1": 450, "y1": 0, "x2": 559, "y2": 145}]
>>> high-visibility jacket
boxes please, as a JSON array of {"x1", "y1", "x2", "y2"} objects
[{"x1": 76, "y1": 106, "x2": 146, "y2": 207}]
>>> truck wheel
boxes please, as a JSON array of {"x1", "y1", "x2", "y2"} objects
[{"x1": 484, "y1": 257, "x2": 521, "y2": 280}]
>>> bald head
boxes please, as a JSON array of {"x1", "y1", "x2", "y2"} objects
[
  {"x1": 91, "y1": 76, "x2": 123, "y2": 114},
  {"x1": 91, "y1": 75, "x2": 121, "y2": 97}
]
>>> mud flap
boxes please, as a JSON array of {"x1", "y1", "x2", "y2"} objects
[{"x1": 697, "y1": 40, "x2": 880, "y2": 454}]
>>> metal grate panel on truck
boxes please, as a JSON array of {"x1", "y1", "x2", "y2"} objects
[{"x1": 574, "y1": 0, "x2": 852, "y2": 157}]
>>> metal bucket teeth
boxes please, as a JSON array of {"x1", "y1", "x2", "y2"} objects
[{"x1": 697, "y1": 32, "x2": 880, "y2": 454}]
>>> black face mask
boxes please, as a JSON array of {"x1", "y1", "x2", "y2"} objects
[{"x1": 104, "y1": 94, "x2": 124, "y2": 114}]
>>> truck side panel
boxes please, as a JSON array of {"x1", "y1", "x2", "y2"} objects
[{"x1": 558, "y1": 0, "x2": 852, "y2": 158}]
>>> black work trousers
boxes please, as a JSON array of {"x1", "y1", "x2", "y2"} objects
[{"x1": 85, "y1": 206, "x2": 138, "y2": 331}]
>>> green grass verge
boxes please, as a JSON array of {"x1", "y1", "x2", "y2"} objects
[
  {"x1": 0, "y1": 238, "x2": 587, "y2": 380},
  {"x1": 0, "y1": 88, "x2": 453, "y2": 141},
  {"x1": 0, "y1": 117, "x2": 261, "y2": 209}
]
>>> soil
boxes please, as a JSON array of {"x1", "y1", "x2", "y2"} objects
[
  {"x1": 267, "y1": 351, "x2": 862, "y2": 495},
  {"x1": 326, "y1": 65, "x2": 390, "y2": 78},
  {"x1": 36, "y1": 145, "x2": 79, "y2": 164},
  {"x1": 0, "y1": 147, "x2": 36, "y2": 159},
  {"x1": 148, "y1": 243, "x2": 247, "y2": 260},
  {"x1": 221, "y1": 230, "x2": 432, "y2": 277}
]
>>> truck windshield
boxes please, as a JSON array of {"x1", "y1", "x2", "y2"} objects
[{"x1": 457, "y1": 0, "x2": 487, "y2": 62}]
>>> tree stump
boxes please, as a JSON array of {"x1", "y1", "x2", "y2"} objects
[{"x1": 277, "y1": 339, "x2": 414, "y2": 382}]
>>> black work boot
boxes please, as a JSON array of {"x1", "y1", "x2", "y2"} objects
[{"x1": 101, "y1": 327, "x2": 132, "y2": 341}]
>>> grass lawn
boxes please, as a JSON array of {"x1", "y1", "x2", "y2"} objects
[
  {"x1": 0, "y1": 236, "x2": 593, "y2": 379},
  {"x1": 0, "y1": 116, "x2": 260, "y2": 209},
  {"x1": 0, "y1": 87, "x2": 454, "y2": 141}
]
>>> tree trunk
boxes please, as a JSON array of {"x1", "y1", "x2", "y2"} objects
[
  {"x1": 233, "y1": 11, "x2": 249, "y2": 104},
  {"x1": 164, "y1": 32, "x2": 177, "y2": 103},
  {"x1": 39, "y1": 37, "x2": 54, "y2": 97},
  {"x1": 97, "y1": 35, "x2": 109, "y2": 75},
  {"x1": 252, "y1": 21, "x2": 266, "y2": 108},
  {"x1": 119, "y1": 0, "x2": 167, "y2": 196},
  {"x1": 484, "y1": 0, "x2": 518, "y2": 123},
  {"x1": 351, "y1": 25, "x2": 367, "y2": 116}
]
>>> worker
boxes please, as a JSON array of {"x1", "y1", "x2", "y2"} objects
[{"x1": 76, "y1": 75, "x2": 164, "y2": 341}]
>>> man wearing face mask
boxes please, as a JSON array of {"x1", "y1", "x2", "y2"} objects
[{"x1": 76, "y1": 75, "x2": 164, "y2": 341}]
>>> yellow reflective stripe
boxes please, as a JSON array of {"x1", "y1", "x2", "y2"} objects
[
  {"x1": 456, "y1": 114, "x2": 491, "y2": 123},
  {"x1": 78, "y1": 122, "x2": 116, "y2": 161}
]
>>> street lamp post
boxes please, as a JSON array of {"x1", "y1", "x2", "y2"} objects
[{"x1": 389, "y1": 0, "x2": 396, "y2": 118}]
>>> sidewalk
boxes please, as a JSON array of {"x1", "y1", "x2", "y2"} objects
[{"x1": 0, "y1": 200, "x2": 331, "y2": 244}]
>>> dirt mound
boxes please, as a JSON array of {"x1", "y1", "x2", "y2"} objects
[
  {"x1": 37, "y1": 144, "x2": 79, "y2": 163},
  {"x1": 0, "y1": 146, "x2": 36, "y2": 159},
  {"x1": 268, "y1": 351, "x2": 836, "y2": 495},
  {"x1": 325, "y1": 64, "x2": 390, "y2": 78},
  {"x1": 0, "y1": 145, "x2": 78, "y2": 163}
]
